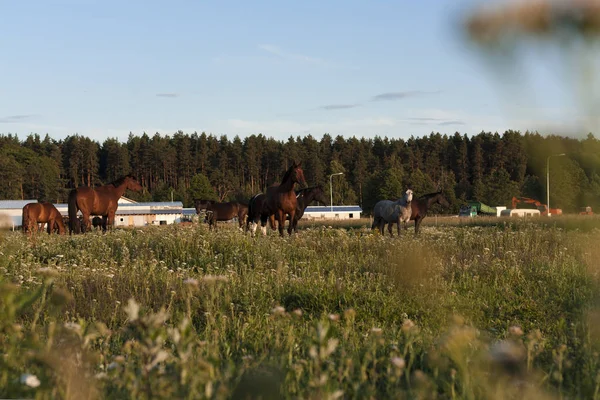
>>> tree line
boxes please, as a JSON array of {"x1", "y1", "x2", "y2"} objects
[{"x1": 1, "y1": 130, "x2": 599, "y2": 213}]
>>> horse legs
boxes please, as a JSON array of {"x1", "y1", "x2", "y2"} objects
[
  {"x1": 276, "y1": 210, "x2": 285, "y2": 237},
  {"x1": 287, "y1": 210, "x2": 296, "y2": 236},
  {"x1": 387, "y1": 221, "x2": 393, "y2": 237},
  {"x1": 47, "y1": 218, "x2": 55, "y2": 234},
  {"x1": 414, "y1": 216, "x2": 422, "y2": 235},
  {"x1": 260, "y1": 214, "x2": 269, "y2": 236},
  {"x1": 378, "y1": 218, "x2": 385, "y2": 235},
  {"x1": 397, "y1": 219, "x2": 401, "y2": 237},
  {"x1": 209, "y1": 213, "x2": 216, "y2": 231},
  {"x1": 81, "y1": 212, "x2": 92, "y2": 233},
  {"x1": 371, "y1": 217, "x2": 379, "y2": 230},
  {"x1": 106, "y1": 210, "x2": 116, "y2": 232}
]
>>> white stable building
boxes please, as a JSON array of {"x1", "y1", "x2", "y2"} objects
[
  {"x1": 301, "y1": 205, "x2": 363, "y2": 220},
  {"x1": 0, "y1": 200, "x2": 38, "y2": 230},
  {"x1": 53, "y1": 200, "x2": 184, "y2": 227},
  {"x1": 0, "y1": 197, "x2": 185, "y2": 229}
]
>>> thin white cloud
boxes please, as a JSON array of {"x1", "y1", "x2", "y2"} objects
[
  {"x1": 371, "y1": 91, "x2": 441, "y2": 102},
  {"x1": 318, "y1": 104, "x2": 362, "y2": 111},
  {"x1": 0, "y1": 114, "x2": 36, "y2": 123},
  {"x1": 258, "y1": 44, "x2": 359, "y2": 70},
  {"x1": 220, "y1": 117, "x2": 397, "y2": 138},
  {"x1": 156, "y1": 93, "x2": 179, "y2": 98}
]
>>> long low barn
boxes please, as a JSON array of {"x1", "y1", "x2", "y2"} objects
[
  {"x1": 0, "y1": 198, "x2": 185, "y2": 229},
  {"x1": 0, "y1": 200, "x2": 39, "y2": 229},
  {"x1": 301, "y1": 205, "x2": 363, "y2": 220},
  {"x1": 53, "y1": 201, "x2": 184, "y2": 226}
]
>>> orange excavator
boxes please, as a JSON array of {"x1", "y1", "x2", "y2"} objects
[
  {"x1": 511, "y1": 197, "x2": 562, "y2": 216},
  {"x1": 580, "y1": 206, "x2": 594, "y2": 215}
]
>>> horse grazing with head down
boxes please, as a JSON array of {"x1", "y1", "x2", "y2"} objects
[
  {"x1": 68, "y1": 174, "x2": 143, "y2": 234},
  {"x1": 248, "y1": 161, "x2": 307, "y2": 237},
  {"x1": 22, "y1": 202, "x2": 66, "y2": 236},
  {"x1": 372, "y1": 189, "x2": 414, "y2": 236},
  {"x1": 194, "y1": 199, "x2": 248, "y2": 231}
]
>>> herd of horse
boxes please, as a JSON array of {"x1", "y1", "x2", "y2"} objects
[{"x1": 20, "y1": 161, "x2": 450, "y2": 237}]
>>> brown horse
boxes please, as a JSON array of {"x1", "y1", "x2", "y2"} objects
[
  {"x1": 289, "y1": 185, "x2": 329, "y2": 233},
  {"x1": 92, "y1": 216, "x2": 103, "y2": 230},
  {"x1": 22, "y1": 202, "x2": 66, "y2": 235},
  {"x1": 256, "y1": 161, "x2": 307, "y2": 237},
  {"x1": 246, "y1": 193, "x2": 275, "y2": 234},
  {"x1": 68, "y1": 175, "x2": 143, "y2": 234},
  {"x1": 194, "y1": 199, "x2": 248, "y2": 230},
  {"x1": 387, "y1": 191, "x2": 450, "y2": 235}
]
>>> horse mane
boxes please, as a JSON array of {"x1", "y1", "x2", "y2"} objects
[
  {"x1": 295, "y1": 185, "x2": 320, "y2": 195},
  {"x1": 109, "y1": 174, "x2": 135, "y2": 187},
  {"x1": 418, "y1": 191, "x2": 443, "y2": 200},
  {"x1": 280, "y1": 164, "x2": 295, "y2": 185}
]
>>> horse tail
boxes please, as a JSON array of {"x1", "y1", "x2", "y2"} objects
[
  {"x1": 68, "y1": 189, "x2": 79, "y2": 234},
  {"x1": 248, "y1": 194, "x2": 260, "y2": 219},
  {"x1": 22, "y1": 204, "x2": 30, "y2": 234}
]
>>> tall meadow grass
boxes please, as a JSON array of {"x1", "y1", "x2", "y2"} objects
[{"x1": 1, "y1": 218, "x2": 600, "y2": 399}]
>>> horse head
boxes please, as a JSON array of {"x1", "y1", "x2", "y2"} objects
[
  {"x1": 435, "y1": 192, "x2": 450, "y2": 208},
  {"x1": 194, "y1": 199, "x2": 212, "y2": 213},
  {"x1": 404, "y1": 189, "x2": 414, "y2": 203},
  {"x1": 123, "y1": 175, "x2": 143, "y2": 192},
  {"x1": 312, "y1": 185, "x2": 328, "y2": 205},
  {"x1": 289, "y1": 161, "x2": 307, "y2": 188}
]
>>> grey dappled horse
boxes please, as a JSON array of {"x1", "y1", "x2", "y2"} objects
[{"x1": 372, "y1": 189, "x2": 413, "y2": 236}]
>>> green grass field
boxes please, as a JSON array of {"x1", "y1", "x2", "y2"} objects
[{"x1": 1, "y1": 216, "x2": 600, "y2": 399}]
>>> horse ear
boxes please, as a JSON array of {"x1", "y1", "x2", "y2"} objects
[{"x1": 296, "y1": 161, "x2": 302, "y2": 167}]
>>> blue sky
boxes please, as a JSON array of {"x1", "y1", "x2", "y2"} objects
[{"x1": 0, "y1": 0, "x2": 595, "y2": 142}]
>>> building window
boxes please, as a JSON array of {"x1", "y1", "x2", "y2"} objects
[
  {"x1": 349, "y1": 213, "x2": 354, "y2": 219},
  {"x1": 120, "y1": 218, "x2": 124, "y2": 222}
]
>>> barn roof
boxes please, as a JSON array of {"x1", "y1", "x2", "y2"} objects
[
  {"x1": 54, "y1": 201, "x2": 183, "y2": 209},
  {"x1": 304, "y1": 206, "x2": 362, "y2": 212},
  {"x1": 0, "y1": 200, "x2": 38, "y2": 209}
]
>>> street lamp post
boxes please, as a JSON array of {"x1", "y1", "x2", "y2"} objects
[
  {"x1": 329, "y1": 172, "x2": 344, "y2": 212},
  {"x1": 546, "y1": 153, "x2": 566, "y2": 216}
]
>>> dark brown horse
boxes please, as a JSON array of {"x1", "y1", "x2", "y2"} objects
[
  {"x1": 194, "y1": 199, "x2": 248, "y2": 230},
  {"x1": 251, "y1": 185, "x2": 328, "y2": 234},
  {"x1": 22, "y1": 202, "x2": 66, "y2": 235},
  {"x1": 92, "y1": 216, "x2": 103, "y2": 230},
  {"x1": 289, "y1": 185, "x2": 329, "y2": 232},
  {"x1": 387, "y1": 191, "x2": 450, "y2": 235},
  {"x1": 248, "y1": 161, "x2": 307, "y2": 236},
  {"x1": 246, "y1": 193, "x2": 275, "y2": 234},
  {"x1": 68, "y1": 175, "x2": 143, "y2": 234}
]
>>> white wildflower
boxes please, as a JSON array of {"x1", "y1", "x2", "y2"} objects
[
  {"x1": 124, "y1": 298, "x2": 140, "y2": 321},
  {"x1": 183, "y1": 278, "x2": 199, "y2": 287},
  {"x1": 391, "y1": 357, "x2": 406, "y2": 369},
  {"x1": 272, "y1": 306, "x2": 286, "y2": 315},
  {"x1": 20, "y1": 373, "x2": 40, "y2": 388},
  {"x1": 64, "y1": 322, "x2": 81, "y2": 332}
]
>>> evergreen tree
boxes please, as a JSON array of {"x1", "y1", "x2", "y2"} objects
[{"x1": 329, "y1": 159, "x2": 358, "y2": 206}]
